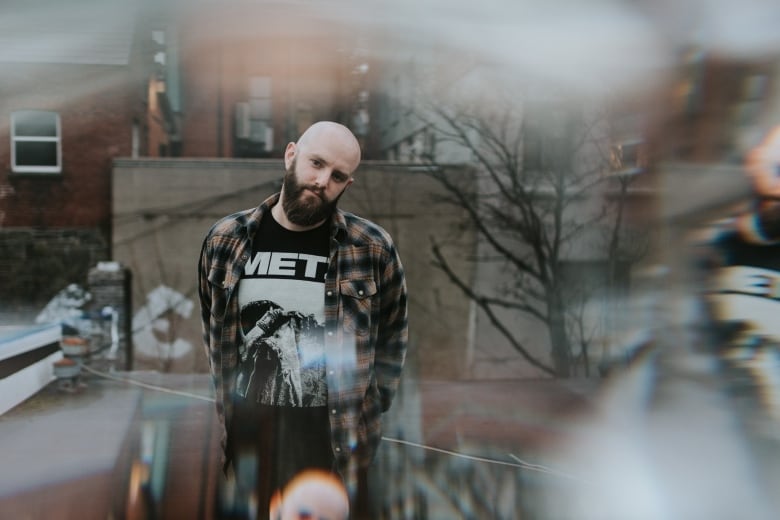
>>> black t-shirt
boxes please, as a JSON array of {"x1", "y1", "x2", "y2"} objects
[
  {"x1": 237, "y1": 213, "x2": 329, "y2": 406},
  {"x1": 232, "y1": 212, "x2": 334, "y2": 499}
]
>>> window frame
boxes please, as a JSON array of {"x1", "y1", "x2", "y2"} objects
[{"x1": 11, "y1": 110, "x2": 62, "y2": 174}]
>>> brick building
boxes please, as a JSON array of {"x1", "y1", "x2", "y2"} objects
[
  {"x1": 144, "y1": 1, "x2": 365, "y2": 160},
  {"x1": 0, "y1": 0, "x2": 152, "y2": 314},
  {"x1": 0, "y1": 1, "x2": 372, "y2": 319}
]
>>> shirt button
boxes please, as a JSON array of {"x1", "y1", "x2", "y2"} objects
[
  {"x1": 241, "y1": 254, "x2": 248, "y2": 260},
  {"x1": 335, "y1": 447, "x2": 341, "y2": 453},
  {"x1": 327, "y1": 331, "x2": 333, "y2": 337},
  {"x1": 329, "y1": 370, "x2": 334, "y2": 375},
  {"x1": 331, "y1": 409, "x2": 337, "y2": 414},
  {"x1": 326, "y1": 290, "x2": 333, "y2": 297},
  {"x1": 358, "y1": 290, "x2": 364, "y2": 296}
]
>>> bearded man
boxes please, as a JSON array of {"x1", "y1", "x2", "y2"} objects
[{"x1": 198, "y1": 121, "x2": 408, "y2": 519}]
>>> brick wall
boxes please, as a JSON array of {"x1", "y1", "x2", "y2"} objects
[
  {"x1": 0, "y1": 63, "x2": 137, "y2": 230},
  {"x1": 0, "y1": 228, "x2": 108, "y2": 315},
  {"x1": 0, "y1": 63, "x2": 139, "y2": 318},
  {"x1": 175, "y1": 5, "x2": 353, "y2": 159}
]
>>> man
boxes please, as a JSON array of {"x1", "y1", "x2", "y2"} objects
[{"x1": 198, "y1": 121, "x2": 408, "y2": 518}]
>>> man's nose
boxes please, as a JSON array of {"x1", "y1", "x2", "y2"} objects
[{"x1": 312, "y1": 169, "x2": 332, "y2": 188}]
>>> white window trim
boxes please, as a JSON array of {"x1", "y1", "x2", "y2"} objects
[{"x1": 11, "y1": 110, "x2": 62, "y2": 174}]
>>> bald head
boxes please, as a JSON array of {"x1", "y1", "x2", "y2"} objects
[
  {"x1": 275, "y1": 122, "x2": 361, "y2": 231},
  {"x1": 295, "y1": 121, "x2": 362, "y2": 169}
]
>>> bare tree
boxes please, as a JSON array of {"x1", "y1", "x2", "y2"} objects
[{"x1": 420, "y1": 99, "x2": 644, "y2": 378}]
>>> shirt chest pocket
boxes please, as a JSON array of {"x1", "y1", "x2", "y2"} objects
[{"x1": 339, "y1": 279, "x2": 377, "y2": 336}]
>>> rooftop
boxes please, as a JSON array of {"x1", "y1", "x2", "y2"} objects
[
  {"x1": 0, "y1": 359, "x2": 592, "y2": 518},
  {"x1": 0, "y1": 0, "x2": 135, "y2": 66}
]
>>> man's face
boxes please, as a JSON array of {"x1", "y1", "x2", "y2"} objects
[{"x1": 281, "y1": 156, "x2": 348, "y2": 227}]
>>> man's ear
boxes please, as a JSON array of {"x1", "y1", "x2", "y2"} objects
[
  {"x1": 284, "y1": 142, "x2": 296, "y2": 169},
  {"x1": 336, "y1": 177, "x2": 355, "y2": 199}
]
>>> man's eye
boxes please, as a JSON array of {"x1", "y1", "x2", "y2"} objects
[
  {"x1": 332, "y1": 173, "x2": 348, "y2": 183},
  {"x1": 311, "y1": 159, "x2": 322, "y2": 167}
]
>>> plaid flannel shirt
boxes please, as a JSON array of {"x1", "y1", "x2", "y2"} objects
[{"x1": 198, "y1": 193, "x2": 408, "y2": 491}]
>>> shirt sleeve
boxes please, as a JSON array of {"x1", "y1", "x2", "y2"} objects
[
  {"x1": 374, "y1": 241, "x2": 409, "y2": 412},
  {"x1": 198, "y1": 232, "x2": 233, "y2": 471},
  {"x1": 198, "y1": 233, "x2": 230, "y2": 405}
]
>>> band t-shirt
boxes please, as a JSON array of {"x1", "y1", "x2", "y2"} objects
[
  {"x1": 237, "y1": 214, "x2": 329, "y2": 406},
  {"x1": 232, "y1": 211, "x2": 334, "y2": 504}
]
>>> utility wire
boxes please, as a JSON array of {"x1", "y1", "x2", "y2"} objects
[
  {"x1": 80, "y1": 364, "x2": 215, "y2": 403},
  {"x1": 79, "y1": 364, "x2": 581, "y2": 481},
  {"x1": 114, "y1": 180, "x2": 280, "y2": 223},
  {"x1": 383, "y1": 437, "x2": 582, "y2": 481}
]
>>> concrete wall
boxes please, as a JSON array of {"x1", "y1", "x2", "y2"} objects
[{"x1": 112, "y1": 158, "x2": 475, "y2": 378}]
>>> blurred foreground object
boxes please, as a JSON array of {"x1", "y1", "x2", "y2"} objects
[
  {"x1": 533, "y1": 125, "x2": 780, "y2": 519},
  {"x1": 738, "y1": 125, "x2": 780, "y2": 245},
  {"x1": 706, "y1": 126, "x2": 780, "y2": 422},
  {"x1": 269, "y1": 469, "x2": 349, "y2": 520},
  {"x1": 745, "y1": 126, "x2": 780, "y2": 200}
]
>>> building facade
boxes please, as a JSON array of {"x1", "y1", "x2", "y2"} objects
[{"x1": 0, "y1": 0, "x2": 151, "y2": 316}]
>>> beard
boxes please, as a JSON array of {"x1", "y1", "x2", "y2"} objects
[{"x1": 281, "y1": 158, "x2": 344, "y2": 226}]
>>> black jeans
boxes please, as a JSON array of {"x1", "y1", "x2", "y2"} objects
[{"x1": 227, "y1": 398, "x2": 335, "y2": 519}]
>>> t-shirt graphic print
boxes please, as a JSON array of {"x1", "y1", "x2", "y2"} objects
[{"x1": 236, "y1": 214, "x2": 330, "y2": 407}]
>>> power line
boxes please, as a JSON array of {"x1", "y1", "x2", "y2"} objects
[
  {"x1": 114, "y1": 179, "x2": 280, "y2": 223},
  {"x1": 80, "y1": 364, "x2": 580, "y2": 480}
]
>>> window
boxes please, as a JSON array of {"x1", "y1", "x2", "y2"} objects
[
  {"x1": 523, "y1": 109, "x2": 572, "y2": 172},
  {"x1": 234, "y1": 77, "x2": 273, "y2": 157},
  {"x1": 522, "y1": 123, "x2": 544, "y2": 171},
  {"x1": 557, "y1": 260, "x2": 630, "y2": 302},
  {"x1": 732, "y1": 73, "x2": 768, "y2": 131},
  {"x1": 609, "y1": 138, "x2": 646, "y2": 177},
  {"x1": 11, "y1": 110, "x2": 61, "y2": 174}
]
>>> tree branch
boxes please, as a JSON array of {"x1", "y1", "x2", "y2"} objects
[{"x1": 431, "y1": 240, "x2": 557, "y2": 376}]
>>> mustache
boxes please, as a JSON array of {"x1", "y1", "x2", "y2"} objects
[{"x1": 299, "y1": 185, "x2": 325, "y2": 200}]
